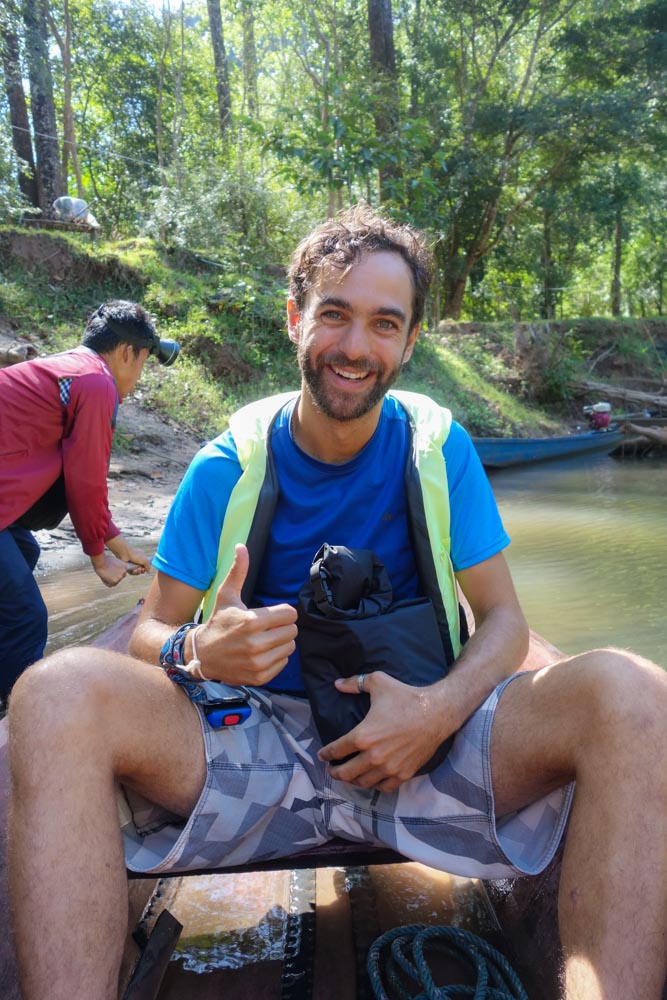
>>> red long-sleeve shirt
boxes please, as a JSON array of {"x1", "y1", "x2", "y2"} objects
[{"x1": 0, "y1": 346, "x2": 121, "y2": 556}]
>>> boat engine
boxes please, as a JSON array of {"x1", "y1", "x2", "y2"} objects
[{"x1": 583, "y1": 401, "x2": 612, "y2": 430}]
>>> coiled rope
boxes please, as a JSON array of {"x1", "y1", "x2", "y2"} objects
[{"x1": 367, "y1": 924, "x2": 529, "y2": 1000}]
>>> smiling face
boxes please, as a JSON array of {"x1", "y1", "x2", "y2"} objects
[{"x1": 287, "y1": 251, "x2": 419, "y2": 424}]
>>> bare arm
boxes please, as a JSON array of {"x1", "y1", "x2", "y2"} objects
[
  {"x1": 319, "y1": 552, "x2": 529, "y2": 791},
  {"x1": 129, "y1": 543, "x2": 298, "y2": 687},
  {"x1": 438, "y1": 551, "x2": 529, "y2": 727}
]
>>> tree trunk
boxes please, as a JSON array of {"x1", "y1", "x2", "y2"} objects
[
  {"x1": 241, "y1": 0, "x2": 258, "y2": 116},
  {"x1": 366, "y1": 0, "x2": 399, "y2": 201},
  {"x1": 611, "y1": 206, "x2": 622, "y2": 317},
  {"x1": 48, "y1": 0, "x2": 83, "y2": 197},
  {"x1": 408, "y1": 0, "x2": 421, "y2": 118},
  {"x1": 442, "y1": 270, "x2": 468, "y2": 320},
  {"x1": 542, "y1": 209, "x2": 555, "y2": 319},
  {"x1": 172, "y1": 1, "x2": 185, "y2": 188},
  {"x1": 439, "y1": 236, "x2": 476, "y2": 320},
  {"x1": 1, "y1": 15, "x2": 39, "y2": 205},
  {"x1": 22, "y1": 0, "x2": 64, "y2": 213},
  {"x1": 206, "y1": 0, "x2": 232, "y2": 138},
  {"x1": 155, "y1": 3, "x2": 170, "y2": 188}
]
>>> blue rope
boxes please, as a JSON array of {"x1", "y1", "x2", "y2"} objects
[{"x1": 367, "y1": 924, "x2": 529, "y2": 1000}]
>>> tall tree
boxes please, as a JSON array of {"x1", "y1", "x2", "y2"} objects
[
  {"x1": 241, "y1": 0, "x2": 258, "y2": 116},
  {"x1": 47, "y1": 0, "x2": 83, "y2": 196},
  {"x1": 207, "y1": 0, "x2": 232, "y2": 138},
  {"x1": 22, "y1": 0, "x2": 64, "y2": 212},
  {"x1": 366, "y1": 0, "x2": 399, "y2": 200},
  {"x1": 0, "y1": 1, "x2": 38, "y2": 206},
  {"x1": 171, "y1": 1, "x2": 185, "y2": 189}
]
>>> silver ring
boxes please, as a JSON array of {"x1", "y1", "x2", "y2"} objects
[{"x1": 357, "y1": 673, "x2": 367, "y2": 694}]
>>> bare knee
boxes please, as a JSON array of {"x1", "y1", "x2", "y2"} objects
[
  {"x1": 565, "y1": 647, "x2": 667, "y2": 747},
  {"x1": 8, "y1": 648, "x2": 128, "y2": 780}
]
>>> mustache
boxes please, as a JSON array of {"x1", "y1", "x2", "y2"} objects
[{"x1": 317, "y1": 353, "x2": 381, "y2": 374}]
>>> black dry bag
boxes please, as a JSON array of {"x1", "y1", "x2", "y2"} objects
[{"x1": 297, "y1": 543, "x2": 454, "y2": 775}]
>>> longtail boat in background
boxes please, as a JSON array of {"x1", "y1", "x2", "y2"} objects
[{"x1": 473, "y1": 427, "x2": 624, "y2": 469}]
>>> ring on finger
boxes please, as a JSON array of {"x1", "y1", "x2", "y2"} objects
[{"x1": 357, "y1": 672, "x2": 367, "y2": 694}]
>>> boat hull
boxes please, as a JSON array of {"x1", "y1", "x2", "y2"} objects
[{"x1": 473, "y1": 427, "x2": 625, "y2": 469}]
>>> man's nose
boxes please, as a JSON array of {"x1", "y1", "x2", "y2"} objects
[{"x1": 337, "y1": 318, "x2": 370, "y2": 358}]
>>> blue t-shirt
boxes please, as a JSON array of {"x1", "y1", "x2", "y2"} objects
[{"x1": 154, "y1": 395, "x2": 509, "y2": 692}]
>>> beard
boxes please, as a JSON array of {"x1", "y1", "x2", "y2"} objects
[{"x1": 297, "y1": 345, "x2": 406, "y2": 422}]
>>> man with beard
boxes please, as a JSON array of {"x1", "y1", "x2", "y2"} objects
[{"x1": 8, "y1": 205, "x2": 667, "y2": 1000}]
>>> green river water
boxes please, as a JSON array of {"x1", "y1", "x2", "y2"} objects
[
  {"x1": 491, "y1": 451, "x2": 666, "y2": 666},
  {"x1": 41, "y1": 451, "x2": 666, "y2": 669}
]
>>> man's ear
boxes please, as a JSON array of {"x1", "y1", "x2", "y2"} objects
[
  {"x1": 402, "y1": 324, "x2": 420, "y2": 364},
  {"x1": 117, "y1": 342, "x2": 132, "y2": 364},
  {"x1": 286, "y1": 299, "x2": 301, "y2": 345}
]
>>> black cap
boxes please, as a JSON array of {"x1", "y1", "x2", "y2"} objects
[{"x1": 103, "y1": 314, "x2": 180, "y2": 367}]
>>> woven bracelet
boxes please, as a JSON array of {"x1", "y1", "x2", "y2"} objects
[{"x1": 159, "y1": 621, "x2": 198, "y2": 669}]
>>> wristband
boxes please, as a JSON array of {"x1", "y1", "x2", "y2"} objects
[{"x1": 159, "y1": 622, "x2": 198, "y2": 669}]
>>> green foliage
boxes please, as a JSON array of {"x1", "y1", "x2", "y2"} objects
[
  {"x1": 1, "y1": 226, "x2": 665, "y2": 443},
  {"x1": 537, "y1": 333, "x2": 587, "y2": 404},
  {"x1": 0, "y1": 0, "x2": 664, "y2": 323},
  {"x1": 404, "y1": 329, "x2": 562, "y2": 436}
]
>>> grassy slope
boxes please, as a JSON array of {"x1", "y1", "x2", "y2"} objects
[{"x1": 1, "y1": 226, "x2": 664, "y2": 443}]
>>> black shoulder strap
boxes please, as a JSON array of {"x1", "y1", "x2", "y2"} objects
[{"x1": 240, "y1": 406, "x2": 282, "y2": 608}]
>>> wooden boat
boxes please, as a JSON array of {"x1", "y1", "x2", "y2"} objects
[
  {"x1": 0, "y1": 604, "x2": 568, "y2": 1000},
  {"x1": 473, "y1": 426, "x2": 625, "y2": 469}
]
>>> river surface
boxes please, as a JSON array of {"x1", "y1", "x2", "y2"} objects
[
  {"x1": 39, "y1": 451, "x2": 666, "y2": 667},
  {"x1": 489, "y1": 451, "x2": 666, "y2": 665}
]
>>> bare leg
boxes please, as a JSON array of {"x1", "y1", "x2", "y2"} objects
[
  {"x1": 8, "y1": 648, "x2": 206, "y2": 1000},
  {"x1": 491, "y1": 648, "x2": 667, "y2": 1000}
]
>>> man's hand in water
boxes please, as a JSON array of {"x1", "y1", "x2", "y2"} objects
[{"x1": 92, "y1": 536, "x2": 151, "y2": 586}]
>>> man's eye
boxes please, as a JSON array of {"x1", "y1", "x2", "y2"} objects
[
  {"x1": 377, "y1": 319, "x2": 398, "y2": 331},
  {"x1": 322, "y1": 310, "x2": 344, "y2": 320}
]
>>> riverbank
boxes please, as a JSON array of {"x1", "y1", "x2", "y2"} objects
[{"x1": 2, "y1": 227, "x2": 665, "y2": 445}]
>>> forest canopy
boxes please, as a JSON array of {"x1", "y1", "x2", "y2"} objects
[{"x1": 1, "y1": 0, "x2": 665, "y2": 322}]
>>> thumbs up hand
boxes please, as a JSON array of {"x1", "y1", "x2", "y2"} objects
[{"x1": 195, "y1": 544, "x2": 298, "y2": 686}]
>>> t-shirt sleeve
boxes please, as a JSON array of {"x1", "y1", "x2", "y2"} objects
[
  {"x1": 152, "y1": 432, "x2": 242, "y2": 591},
  {"x1": 444, "y1": 421, "x2": 510, "y2": 572}
]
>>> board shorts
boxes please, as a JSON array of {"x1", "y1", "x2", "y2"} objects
[{"x1": 121, "y1": 672, "x2": 574, "y2": 881}]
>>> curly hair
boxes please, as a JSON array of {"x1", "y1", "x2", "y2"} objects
[{"x1": 288, "y1": 203, "x2": 434, "y2": 329}]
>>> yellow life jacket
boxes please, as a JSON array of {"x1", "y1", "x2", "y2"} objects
[{"x1": 201, "y1": 390, "x2": 466, "y2": 664}]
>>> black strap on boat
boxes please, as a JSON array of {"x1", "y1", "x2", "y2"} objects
[
  {"x1": 340, "y1": 865, "x2": 382, "y2": 1000},
  {"x1": 367, "y1": 924, "x2": 529, "y2": 1000},
  {"x1": 280, "y1": 866, "x2": 317, "y2": 1000},
  {"x1": 122, "y1": 909, "x2": 183, "y2": 1000}
]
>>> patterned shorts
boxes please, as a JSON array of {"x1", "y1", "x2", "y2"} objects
[{"x1": 121, "y1": 673, "x2": 574, "y2": 880}]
